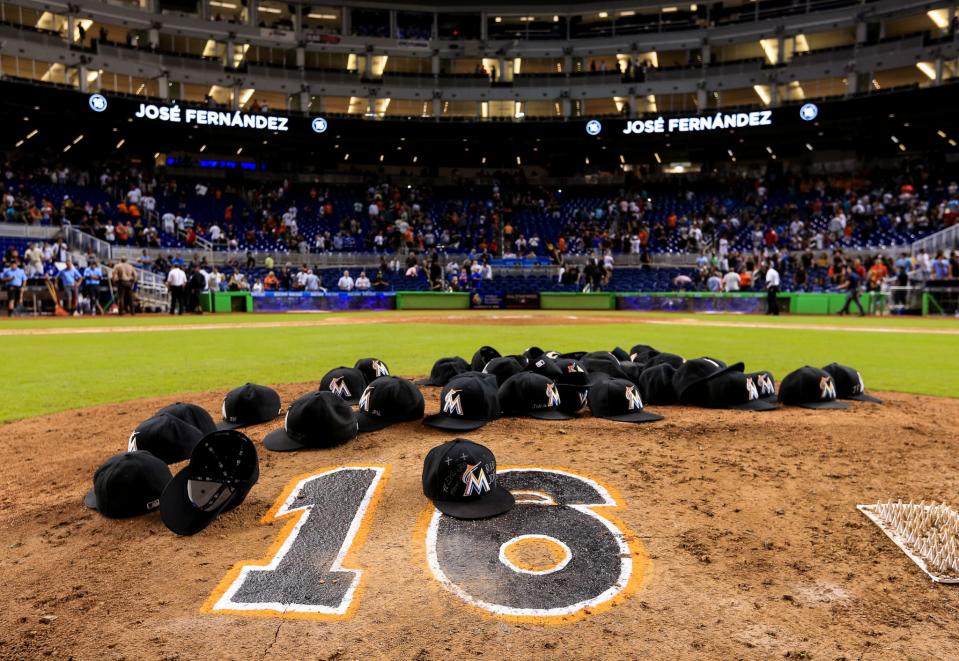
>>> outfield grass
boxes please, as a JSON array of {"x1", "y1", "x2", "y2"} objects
[{"x1": 0, "y1": 312, "x2": 956, "y2": 422}]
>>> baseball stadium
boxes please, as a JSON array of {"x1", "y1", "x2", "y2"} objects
[{"x1": 2, "y1": 0, "x2": 959, "y2": 658}]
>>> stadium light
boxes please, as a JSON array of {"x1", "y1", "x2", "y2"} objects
[
  {"x1": 344, "y1": 153, "x2": 349, "y2": 160},
  {"x1": 199, "y1": 144, "x2": 206, "y2": 152},
  {"x1": 598, "y1": 12, "x2": 608, "y2": 18},
  {"x1": 653, "y1": 152, "x2": 661, "y2": 163},
  {"x1": 890, "y1": 135, "x2": 899, "y2": 143},
  {"x1": 806, "y1": 143, "x2": 814, "y2": 151},
  {"x1": 15, "y1": 140, "x2": 24, "y2": 148},
  {"x1": 116, "y1": 139, "x2": 125, "y2": 148},
  {"x1": 236, "y1": 147, "x2": 243, "y2": 155},
  {"x1": 950, "y1": 139, "x2": 957, "y2": 147},
  {"x1": 494, "y1": 16, "x2": 502, "y2": 23},
  {"x1": 937, "y1": 130, "x2": 947, "y2": 138},
  {"x1": 210, "y1": 1, "x2": 238, "y2": 8},
  {"x1": 63, "y1": 144, "x2": 71, "y2": 153},
  {"x1": 27, "y1": 129, "x2": 38, "y2": 139},
  {"x1": 258, "y1": 6, "x2": 282, "y2": 14},
  {"x1": 916, "y1": 62, "x2": 936, "y2": 80},
  {"x1": 927, "y1": 9, "x2": 949, "y2": 28},
  {"x1": 72, "y1": 134, "x2": 84, "y2": 144}
]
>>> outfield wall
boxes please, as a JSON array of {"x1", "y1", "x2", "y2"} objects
[{"x1": 242, "y1": 290, "x2": 883, "y2": 314}]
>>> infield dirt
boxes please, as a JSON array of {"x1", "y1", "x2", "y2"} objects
[{"x1": 2, "y1": 382, "x2": 958, "y2": 660}]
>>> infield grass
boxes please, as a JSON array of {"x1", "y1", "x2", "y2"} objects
[{"x1": 1, "y1": 311, "x2": 956, "y2": 422}]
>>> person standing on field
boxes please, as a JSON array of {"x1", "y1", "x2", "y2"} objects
[
  {"x1": 166, "y1": 263, "x2": 187, "y2": 315},
  {"x1": 837, "y1": 265, "x2": 866, "y2": 316},
  {"x1": 764, "y1": 261, "x2": 780, "y2": 316},
  {"x1": 111, "y1": 257, "x2": 137, "y2": 316}
]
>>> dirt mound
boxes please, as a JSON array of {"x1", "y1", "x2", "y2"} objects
[{"x1": 2, "y1": 383, "x2": 958, "y2": 659}]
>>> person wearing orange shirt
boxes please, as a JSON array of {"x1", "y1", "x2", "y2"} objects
[
  {"x1": 263, "y1": 271, "x2": 279, "y2": 290},
  {"x1": 739, "y1": 270, "x2": 752, "y2": 290},
  {"x1": 867, "y1": 259, "x2": 887, "y2": 291}
]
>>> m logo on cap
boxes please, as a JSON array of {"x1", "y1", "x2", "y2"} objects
[
  {"x1": 442, "y1": 389, "x2": 464, "y2": 416},
  {"x1": 579, "y1": 391, "x2": 589, "y2": 406},
  {"x1": 328, "y1": 376, "x2": 352, "y2": 398},
  {"x1": 462, "y1": 462, "x2": 491, "y2": 497},
  {"x1": 567, "y1": 363, "x2": 585, "y2": 373},
  {"x1": 854, "y1": 372, "x2": 865, "y2": 395},
  {"x1": 625, "y1": 384, "x2": 643, "y2": 411},
  {"x1": 756, "y1": 374, "x2": 774, "y2": 396},
  {"x1": 372, "y1": 360, "x2": 389, "y2": 377},
  {"x1": 358, "y1": 386, "x2": 374, "y2": 412},
  {"x1": 746, "y1": 379, "x2": 760, "y2": 401},
  {"x1": 545, "y1": 382, "x2": 561, "y2": 407},
  {"x1": 128, "y1": 430, "x2": 140, "y2": 451},
  {"x1": 820, "y1": 376, "x2": 837, "y2": 400}
]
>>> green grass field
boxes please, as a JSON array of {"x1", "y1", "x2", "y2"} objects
[{"x1": 1, "y1": 311, "x2": 956, "y2": 422}]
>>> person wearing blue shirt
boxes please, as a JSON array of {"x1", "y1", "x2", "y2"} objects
[
  {"x1": 58, "y1": 260, "x2": 82, "y2": 315},
  {"x1": 82, "y1": 260, "x2": 104, "y2": 316},
  {"x1": 2, "y1": 260, "x2": 27, "y2": 316},
  {"x1": 837, "y1": 265, "x2": 865, "y2": 316}
]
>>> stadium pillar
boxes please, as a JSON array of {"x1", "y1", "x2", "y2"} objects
[
  {"x1": 158, "y1": 73, "x2": 169, "y2": 100},
  {"x1": 935, "y1": 58, "x2": 944, "y2": 85},
  {"x1": 855, "y1": 20, "x2": 867, "y2": 43},
  {"x1": 78, "y1": 65, "x2": 89, "y2": 93},
  {"x1": 769, "y1": 83, "x2": 778, "y2": 107},
  {"x1": 563, "y1": 54, "x2": 572, "y2": 75},
  {"x1": 232, "y1": 84, "x2": 241, "y2": 109},
  {"x1": 562, "y1": 97, "x2": 572, "y2": 118},
  {"x1": 701, "y1": 43, "x2": 711, "y2": 65},
  {"x1": 480, "y1": 13, "x2": 488, "y2": 41},
  {"x1": 389, "y1": 10, "x2": 397, "y2": 39},
  {"x1": 66, "y1": 15, "x2": 75, "y2": 44},
  {"x1": 432, "y1": 96, "x2": 441, "y2": 118},
  {"x1": 296, "y1": 47, "x2": 305, "y2": 68},
  {"x1": 247, "y1": 0, "x2": 257, "y2": 25},
  {"x1": 776, "y1": 36, "x2": 785, "y2": 66},
  {"x1": 342, "y1": 8, "x2": 351, "y2": 35},
  {"x1": 224, "y1": 38, "x2": 233, "y2": 67},
  {"x1": 148, "y1": 28, "x2": 159, "y2": 50},
  {"x1": 696, "y1": 88, "x2": 706, "y2": 109},
  {"x1": 846, "y1": 71, "x2": 857, "y2": 96},
  {"x1": 299, "y1": 90, "x2": 310, "y2": 112}
]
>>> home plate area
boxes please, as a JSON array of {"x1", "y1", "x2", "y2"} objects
[{"x1": 2, "y1": 383, "x2": 959, "y2": 659}]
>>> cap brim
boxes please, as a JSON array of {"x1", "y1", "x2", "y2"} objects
[
  {"x1": 599, "y1": 410, "x2": 665, "y2": 423},
  {"x1": 432, "y1": 486, "x2": 515, "y2": 520},
  {"x1": 527, "y1": 408, "x2": 574, "y2": 421},
  {"x1": 356, "y1": 411, "x2": 391, "y2": 433},
  {"x1": 83, "y1": 489, "x2": 98, "y2": 510},
  {"x1": 413, "y1": 378, "x2": 441, "y2": 386},
  {"x1": 786, "y1": 400, "x2": 848, "y2": 410},
  {"x1": 216, "y1": 420, "x2": 246, "y2": 431},
  {"x1": 262, "y1": 428, "x2": 309, "y2": 452},
  {"x1": 422, "y1": 413, "x2": 488, "y2": 431},
  {"x1": 729, "y1": 399, "x2": 780, "y2": 411},
  {"x1": 845, "y1": 393, "x2": 882, "y2": 403},
  {"x1": 160, "y1": 470, "x2": 222, "y2": 536}
]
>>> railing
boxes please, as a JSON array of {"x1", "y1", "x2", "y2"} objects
[
  {"x1": 65, "y1": 226, "x2": 113, "y2": 262},
  {"x1": 0, "y1": 222, "x2": 61, "y2": 239},
  {"x1": 912, "y1": 224, "x2": 959, "y2": 256}
]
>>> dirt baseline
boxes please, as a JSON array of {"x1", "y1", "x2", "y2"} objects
[{"x1": 2, "y1": 383, "x2": 958, "y2": 660}]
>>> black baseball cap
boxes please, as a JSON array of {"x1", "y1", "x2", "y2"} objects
[
  {"x1": 554, "y1": 358, "x2": 590, "y2": 414},
  {"x1": 160, "y1": 430, "x2": 259, "y2": 536},
  {"x1": 470, "y1": 345, "x2": 501, "y2": 371},
  {"x1": 610, "y1": 347, "x2": 630, "y2": 362},
  {"x1": 746, "y1": 371, "x2": 777, "y2": 401},
  {"x1": 264, "y1": 391, "x2": 359, "y2": 452},
  {"x1": 588, "y1": 377, "x2": 664, "y2": 423},
  {"x1": 423, "y1": 375, "x2": 499, "y2": 431},
  {"x1": 498, "y1": 372, "x2": 573, "y2": 420},
  {"x1": 156, "y1": 402, "x2": 217, "y2": 435},
  {"x1": 581, "y1": 351, "x2": 629, "y2": 381},
  {"x1": 683, "y1": 370, "x2": 779, "y2": 411},
  {"x1": 638, "y1": 363, "x2": 679, "y2": 404},
  {"x1": 629, "y1": 344, "x2": 660, "y2": 363},
  {"x1": 482, "y1": 356, "x2": 525, "y2": 387},
  {"x1": 822, "y1": 363, "x2": 882, "y2": 403},
  {"x1": 422, "y1": 439, "x2": 514, "y2": 520},
  {"x1": 354, "y1": 357, "x2": 390, "y2": 383},
  {"x1": 218, "y1": 383, "x2": 282, "y2": 430},
  {"x1": 450, "y1": 370, "x2": 501, "y2": 389},
  {"x1": 527, "y1": 355, "x2": 564, "y2": 381},
  {"x1": 559, "y1": 350, "x2": 587, "y2": 361},
  {"x1": 674, "y1": 358, "x2": 743, "y2": 402},
  {"x1": 128, "y1": 413, "x2": 205, "y2": 464},
  {"x1": 523, "y1": 346, "x2": 546, "y2": 360},
  {"x1": 778, "y1": 366, "x2": 848, "y2": 409},
  {"x1": 619, "y1": 361, "x2": 644, "y2": 386},
  {"x1": 356, "y1": 376, "x2": 425, "y2": 432},
  {"x1": 319, "y1": 366, "x2": 367, "y2": 404},
  {"x1": 84, "y1": 451, "x2": 172, "y2": 518},
  {"x1": 646, "y1": 352, "x2": 686, "y2": 369},
  {"x1": 415, "y1": 356, "x2": 470, "y2": 387}
]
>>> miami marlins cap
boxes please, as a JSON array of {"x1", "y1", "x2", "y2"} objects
[
  {"x1": 822, "y1": 363, "x2": 882, "y2": 403},
  {"x1": 527, "y1": 355, "x2": 564, "y2": 381},
  {"x1": 523, "y1": 346, "x2": 546, "y2": 360},
  {"x1": 319, "y1": 366, "x2": 367, "y2": 404},
  {"x1": 673, "y1": 358, "x2": 742, "y2": 403},
  {"x1": 638, "y1": 363, "x2": 679, "y2": 404},
  {"x1": 155, "y1": 402, "x2": 217, "y2": 435},
  {"x1": 482, "y1": 356, "x2": 525, "y2": 387},
  {"x1": 422, "y1": 439, "x2": 514, "y2": 519},
  {"x1": 415, "y1": 356, "x2": 470, "y2": 387},
  {"x1": 128, "y1": 412, "x2": 205, "y2": 464},
  {"x1": 84, "y1": 451, "x2": 172, "y2": 518},
  {"x1": 356, "y1": 376, "x2": 425, "y2": 432},
  {"x1": 619, "y1": 361, "x2": 644, "y2": 386},
  {"x1": 354, "y1": 357, "x2": 390, "y2": 383},
  {"x1": 778, "y1": 366, "x2": 847, "y2": 410},
  {"x1": 264, "y1": 391, "x2": 359, "y2": 452},
  {"x1": 588, "y1": 377, "x2": 664, "y2": 423},
  {"x1": 646, "y1": 352, "x2": 686, "y2": 369},
  {"x1": 683, "y1": 370, "x2": 779, "y2": 411},
  {"x1": 423, "y1": 375, "x2": 499, "y2": 431},
  {"x1": 746, "y1": 371, "x2": 777, "y2": 402},
  {"x1": 160, "y1": 430, "x2": 259, "y2": 536},
  {"x1": 554, "y1": 358, "x2": 590, "y2": 414},
  {"x1": 498, "y1": 371, "x2": 572, "y2": 420},
  {"x1": 629, "y1": 344, "x2": 660, "y2": 364},
  {"x1": 581, "y1": 351, "x2": 629, "y2": 381},
  {"x1": 610, "y1": 347, "x2": 630, "y2": 362},
  {"x1": 218, "y1": 383, "x2": 282, "y2": 430},
  {"x1": 470, "y1": 345, "x2": 501, "y2": 371}
]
